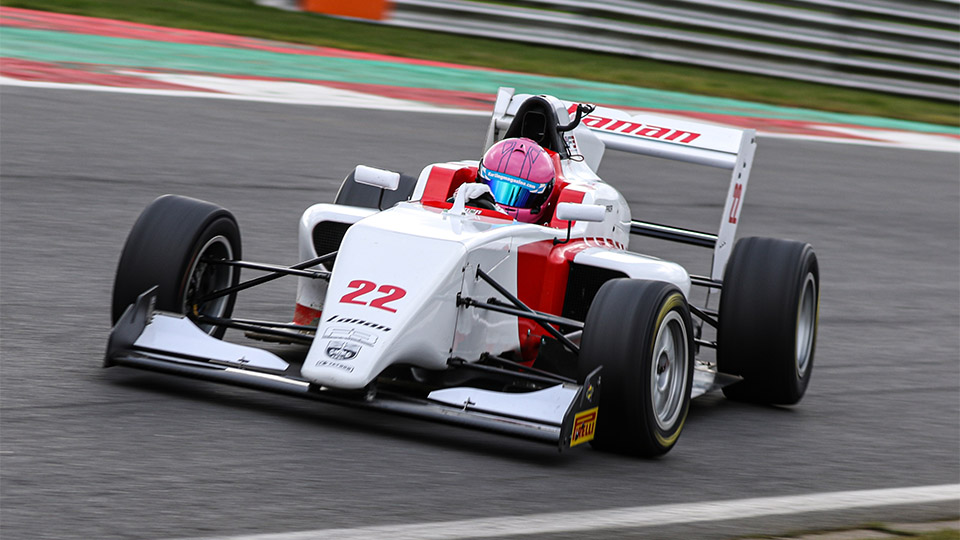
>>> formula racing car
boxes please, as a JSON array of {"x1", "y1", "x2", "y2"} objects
[{"x1": 105, "y1": 88, "x2": 820, "y2": 457}]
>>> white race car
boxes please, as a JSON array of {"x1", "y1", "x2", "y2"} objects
[{"x1": 106, "y1": 88, "x2": 820, "y2": 457}]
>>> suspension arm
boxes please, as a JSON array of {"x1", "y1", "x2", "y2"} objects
[
  {"x1": 469, "y1": 268, "x2": 580, "y2": 355},
  {"x1": 196, "y1": 251, "x2": 337, "y2": 304},
  {"x1": 203, "y1": 258, "x2": 330, "y2": 279},
  {"x1": 196, "y1": 315, "x2": 314, "y2": 344}
]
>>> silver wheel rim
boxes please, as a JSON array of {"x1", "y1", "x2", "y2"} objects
[
  {"x1": 183, "y1": 235, "x2": 234, "y2": 334},
  {"x1": 651, "y1": 310, "x2": 689, "y2": 430},
  {"x1": 795, "y1": 273, "x2": 817, "y2": 378}
]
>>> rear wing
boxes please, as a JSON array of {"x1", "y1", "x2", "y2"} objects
[{"x1": 485, "y1": 87, "x2": 756, "y2": 281}]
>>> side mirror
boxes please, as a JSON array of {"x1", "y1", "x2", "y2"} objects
[
  {"x1": 555, "y1": 202, "x2": 606, "y2": 223},
  {"x1": 554, "y1": 203, "x2": 607, "y2": 245},
  {"x1": 354, "y1": 165, "x2": 400, "y2": 191}
]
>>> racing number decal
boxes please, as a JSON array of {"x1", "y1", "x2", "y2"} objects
[
  {"x1": 340, "y1": 280, "x2": 376, "y2": 305},
  {"x1": 369, "y1": 285, "x2": 405, "y2": 312},
  {"x1": 728, "y1": 183, "x2": 743, "y2": 224},
  {"x1": 340, "y1": 280, "x2": 406, "y2": 313}
]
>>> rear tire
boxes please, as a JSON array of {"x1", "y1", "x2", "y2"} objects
[
  {"x1": 717, "y1": 237, "x2": 819, "y2": 404},
  {"x1": 111, "y1": 195, "x2": 242, "y2": 338},
  {"x1": 579, "y1": 279, "x2": 694, "y2": 457}
]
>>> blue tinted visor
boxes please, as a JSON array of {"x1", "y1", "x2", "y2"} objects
[{"x1": 479, "y1": 164, "x2": 550, "y2": 208}]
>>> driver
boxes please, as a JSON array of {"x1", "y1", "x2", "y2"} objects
[{"x1": 477, "y1": 137, "x2": 555, "y2": 223}]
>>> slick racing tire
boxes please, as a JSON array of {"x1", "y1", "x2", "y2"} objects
[
  {"x1": 579, "y1": 279, "x2": 694, "y2": 457},
  {"x1": 717, "y1": 237, "x2": 820, "y2": 405},
  {"x1": 111, "y1": 195, "x2": 242, "y2": 338}
]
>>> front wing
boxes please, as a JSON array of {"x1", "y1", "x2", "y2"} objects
[{"x1": 105, "y1": 288, "x2": 602, "y2": 450}]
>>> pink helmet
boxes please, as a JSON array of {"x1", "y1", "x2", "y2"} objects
[{"x1": 479, "y1": 138, "x2": 555, "y2": 223}]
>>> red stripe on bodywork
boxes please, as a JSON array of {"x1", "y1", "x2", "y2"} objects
[
  {"x1": 515, "y1": 239, "x2": 591, "y2": 363},
  {"x1": 547, "y1": 185, "x2": 588, "y2": 229},
  {"x1": 420, "y1": 199, "x2": 513, "y2": 221},
  {"x1": 421, "y1": 165, "x2": 478, "y2": 203}
]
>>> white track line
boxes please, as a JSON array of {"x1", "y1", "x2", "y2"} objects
[{"x1": 166, "y1": 484, "x2": 960, "y2": 540}]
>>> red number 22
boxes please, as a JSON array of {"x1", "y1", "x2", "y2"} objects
[{"x1": 339, "y1": 280, "x2": 406, "y2": 313}]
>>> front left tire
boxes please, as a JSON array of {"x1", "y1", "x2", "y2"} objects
[{"x1": 111, "y1": 195, "x2": 242, "y2": 338}]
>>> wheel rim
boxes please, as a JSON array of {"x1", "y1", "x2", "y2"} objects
[
  {"x1": 795, "y1": 273, "x2": 817, "y2": 378},
  {"x1": 183, "y1": 235, "x2": 234, "y2": 334},
  {"x1": 650, "y1": 310, "x2": 689, "y2": 430}
]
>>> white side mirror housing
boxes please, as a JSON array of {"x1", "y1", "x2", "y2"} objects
[
  {"x1": 354, "y1": 165, "x2": 400, "y2": 191},
  {"x1": 555, "y1": 202, "x2": 606, "y2": 223}
]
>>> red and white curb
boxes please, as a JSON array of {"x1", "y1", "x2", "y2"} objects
[{"x1": 2, "y1": 73, "x2": 957, "y2": 152}]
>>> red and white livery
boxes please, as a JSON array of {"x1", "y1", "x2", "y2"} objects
[{"x1": 106, "y1": 88, "x2": 820, "y2": 457}]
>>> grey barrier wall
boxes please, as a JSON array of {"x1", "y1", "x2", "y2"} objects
[{"x1": 382, "y1": 0, "x2": 960, "y2": 101}]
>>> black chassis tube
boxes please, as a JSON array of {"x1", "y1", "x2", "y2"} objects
[
  {"x1": 457, "y1": 297, "x2": 584, "y2": 331},
  {"x1": 481, "y1": 353, "x2": 577, "y2": 385},
  {"x1": 203, "y1": 258, "x2": 329, "y2": 279},
  {"x1": 195, "y1": 251, "x2": 337, "y2": 304},
  {"x1": 448, "y1": 356, "x2": 574, "y2": 387},
  {"x1": 195, "y1": 315, "x2": 314, "y2": 344},
  {"x1": 630, "y1": 220, "x2": 717, "y2": 249}
]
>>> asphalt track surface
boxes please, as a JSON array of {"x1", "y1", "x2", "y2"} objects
[{"x1": 1, "y1": 86, "x2": 958, "y2": 540}]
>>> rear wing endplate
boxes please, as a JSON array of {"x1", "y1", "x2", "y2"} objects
[{"x1": 486, "y1": 87, "x2": 757, "y2": 281}]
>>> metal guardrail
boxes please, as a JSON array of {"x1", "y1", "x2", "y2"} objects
[{"x1": 383, "y1": 0, "x2": 960, "y2": 101}]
